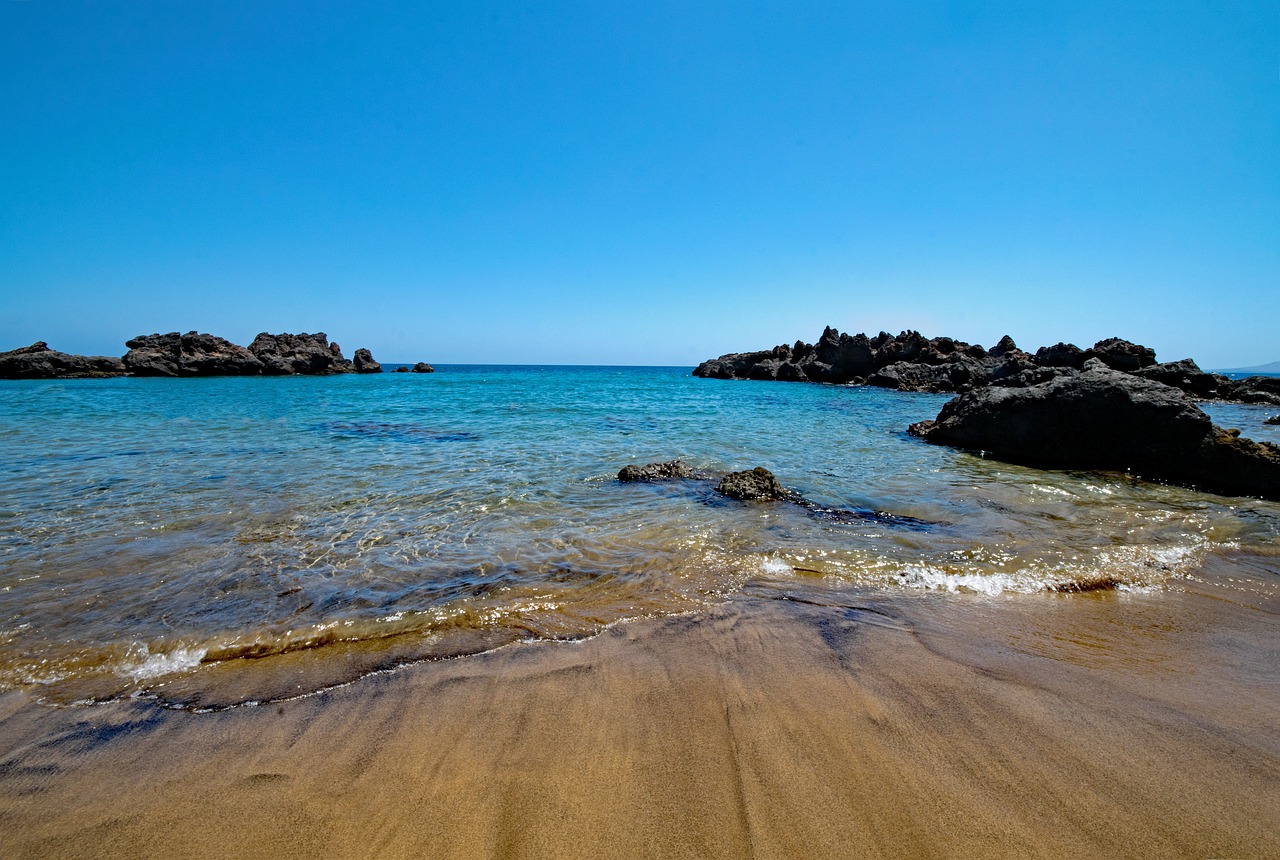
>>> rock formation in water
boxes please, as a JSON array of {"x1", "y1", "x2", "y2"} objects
[
  {"x1": 247, "y1": 332, "x2": 353, "y2": 375},
  {"x1": 123, "y1": 332, "x2": 265, "y2": 377},
  {"x1": 411, "y1": 362, "x2": 436, "y2": 374},
  {"x1": 353, "y1": 348, "x2": 382, "y2": 374},
  {"x1": 618, "y1": 461, "x2": 706, "y2": 482},
  {"x1": 716, "y1": 467, "x2": 789, "y2": 501},
  {"x1": 909, "y1": 360, "x2": 1280, "y2": 500},
  {"x1": 1, "y1": 332, "x2": 391, "y2": 379},
  {"x1": 617, "y1": 461, "x2": 934, "y2": 528},
  {"x1": 693, "y1": 325, "x2": 1276, "y2": 405},
  {"x1": 0, "y1": 342, "x2": 126, "y2": 379}
]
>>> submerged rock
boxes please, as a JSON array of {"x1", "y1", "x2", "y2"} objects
[
  {"x1": 910, "y1": 362, "x2": 1280, "y2": 500},
  {"x1": 618, "y1": 461, "x2": 703, "y2": 482},
  {"x1": 1265, "y1": 415, "x2": 1280, "y2": 426},
  {"x1": 715, "y1": 467, "x2": 789, "y2": 501},
  {"x1": 0, "y1": 341, "x2": 126, "y2": 379}
]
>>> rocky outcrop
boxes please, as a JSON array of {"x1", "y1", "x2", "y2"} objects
[
  {"x1": 1265, "y1": 415, "x2": 1280, "y2": 426},
  {"x1": 412, "y1": 362, "x2": 435, "y2": 374},
  {"x1": 1222, "y1": 375, "x2": 1280, "y2": 407},
  {"x1": 4, "y1": 331, "x2": 394, "y2": 379},
  {"x1": 909, "y1": 361, "x2": 1280, "y2": 500},
  {"x1": 695, "y1": 326, "x2": 1274, "y2": 405},
  {"x1": 694, "y1": 327, "x2": 1023, "y2": 391},
  {"x1": 716, "y1": 467, "x2": 789, "y2": 501},
  {"x1": 0, "y1": 342, "x2": 126, "y2": 379},
  {"x1": 618, "y1": 461, "x2": 706, "y2": 482},
  {"x1": 123, "y1": 332, "x2": 264, "y2": 377},
  {"x1": 352, "y1": 348, "x2": 382, "y2": 374},
  {"x1": 248, "y1": 332, "x2": 352, "y2": 375},
  {"x1": 1131, "y1": 358, "x2": 1225, "y2": 399}
]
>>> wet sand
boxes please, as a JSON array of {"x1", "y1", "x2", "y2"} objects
[{"x1": 1, "y1": 550, "x2": 1277, "y2": 859}]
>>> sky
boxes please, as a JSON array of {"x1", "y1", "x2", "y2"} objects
[{"x1": 1, "y1": 1, "x2": 1277, "y2": 368}]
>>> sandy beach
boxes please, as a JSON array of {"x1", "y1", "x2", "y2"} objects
[{"x1": 1, "y1": 548, "x2": 1275, "y2": 859}]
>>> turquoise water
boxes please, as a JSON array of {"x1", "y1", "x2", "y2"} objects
[{"x1": 1, "y1": 367, "x2": 1277, "y2": 708}]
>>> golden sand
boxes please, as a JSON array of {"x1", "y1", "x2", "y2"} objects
[{"x1": 1, "y1": 552, "x2": 1276, "y2": 859}]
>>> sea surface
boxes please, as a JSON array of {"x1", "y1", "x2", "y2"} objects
[{"x1": 2, "y1": 366, "x2": 1277, "y2": 709}]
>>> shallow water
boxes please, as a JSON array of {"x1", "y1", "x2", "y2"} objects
[{"x1": 1, "y1": 367, "x2": 1276, "y2": 707}]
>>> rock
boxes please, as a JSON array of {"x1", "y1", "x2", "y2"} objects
[
  {"x1": 0, "y1": 342, "x2": 126, "y2": 379},
  {"x1": 1265, "y1": 415, "x2": 1280, "y2": 426},
  {"x1": 412, "y1": 363, "x2": 436, "y2": 373},
  {"x1": 910, "y1": 363, "x2": 1280, "y2": 500},
  {"x1": 352, "y1": 348, "x2": 382, "y2": 374},
  {"x1": 1086, "y1": 337, "x2": 1156, "y2": 372},
  {"x1": 988, "y1": 335, "x2": 1021, "y2": 358},
  {"x1": 394, "y1": 367, "x2": 410, "y2": 373},
  {"x1": 248, "y1": 332, "x2": 352, "y2": 375},
  {"x1": 716, "y1": 467, "x2": 789, "y2": 501},
  {"x1": 123, "y1": 332, "x2": 263, "y2": 377},
  {"x1": 1034, "y1": 342, "x2": 1086, "y2": 369},
  {"x1": 618, "y1": 461, "x2": 703, "y2": 482},
  {"x1": 1131, "y1": 358, "x2": 1225, "y2": 399},
  {"x1": 1221, "y1": 376, "x2": 1280, "y2": 407}
]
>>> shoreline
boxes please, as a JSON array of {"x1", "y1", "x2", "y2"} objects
[{"x1": 2, "y1": 550, "x2": 1276, "y2": 858}]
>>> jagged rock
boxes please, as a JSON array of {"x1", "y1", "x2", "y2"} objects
[
  {"x1": 716, "y1": 467, "x2": 788, "y2": 501},
  {"x1": 1034, "y1": 342, "x2": 1086, "y2": 369},
  {"x1": 0, "y1": 342, "x2": 126, "y2": 379},
  {"x1": 412, "y1": 363, "x2": 436, "y2": 374},
  {"x1": 123, "y1": 332, "x2": 263, "y2": 377},
  {"x1": 988, "y1": 335, "x2": 1021, "y2": 358},
  {"x1": 909, "y1": 363, "x2": 1280, "y2": 500},
  {"x1": 1222, "y1": 376, "x2": 1280, "y2": 407},
  {"x1": 1087, "y1": 337, "x2": 1156, "y2": 372},
  {"x1": 248, "y1": 332, "x2": 352, "y2": 375},
  {"x1": 1132, "y1": 359, "x2": 1225, "y2": 399},
  {"x1": 353, "y1": 348, "x2": 382, "y2": 374},
  {"x1": 618, "y1": 461, "x2": 703, "y2": 482}
]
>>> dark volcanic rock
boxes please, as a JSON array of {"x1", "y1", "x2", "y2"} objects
[
  {"x1": 1034, "y1": 342, "x2": 1086, "y2": 369},
  {"x1": 716, "y1": 467, "x2": 789, "y2": 501},
  {"x1": 1265, "y1": 415, "x2": 1280, "y2": 426},
  {"x1": 1131, "y1": 358, "x2": 1225, "y2": 399},
  {"x1": 123, "y1": 332, "x2": 263, "y2": 377},
  {"x1": 412, "y1": 363, "x2": 436, "y2": 374},
  {"x1": 352, "y1": 348, "x2": 382, "y2": 374},
  {"x1": 248, "y1": 332, "x2": 352, "y2": 375},
  {"x1": 0, "y1": 342, "x2": 126, "y2": 379},
  {"x1": 910, "y1": 363, "x2": 1280, "y2": 500},
  {"x1": 988, "y1": 335, "x2": 1021, "y2": 358},
  {"x1": 1221, "y1": 376, "x2": 1280, "y2": 407},
  {"x1": 618, "y1": 461, "x2": 703, "y2": 482},
  {"x1": 1086, "y1": 337, "x2": 1156, "y2": 372}
]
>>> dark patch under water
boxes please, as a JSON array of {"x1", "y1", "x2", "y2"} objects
[{"x1": 314, "y1": 421, "x2": 478, "y2": 444}]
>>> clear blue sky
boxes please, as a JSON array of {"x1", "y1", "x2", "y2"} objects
[{"x1": 2, "y1": 1, "x2": 1277, "y2": 367}]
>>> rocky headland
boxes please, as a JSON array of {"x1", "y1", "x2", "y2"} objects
[
  {"x1": 909, "y1": 360, "x2": 1280, "y2": 500},
  {"x1": 694, "y1": 326, "x2": 1280, "y2": 406},
  {"x1": 1, "y1": 332, "x2": 386, "y2": 379}
]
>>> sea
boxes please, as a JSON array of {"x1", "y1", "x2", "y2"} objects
[{"x1": 2, "y1": 365, "x2": 1277, "y2": 710}]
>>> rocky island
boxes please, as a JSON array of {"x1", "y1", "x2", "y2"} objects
[
  {"x1": 0, "y1": 332, "x2": 388, "y2": 379},
  {"x1": 694, "y1": 325, "x2": 1280, "y2": 406}
]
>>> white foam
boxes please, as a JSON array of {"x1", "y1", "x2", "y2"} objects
[
  {"x1": 759, "y1": 558, "x2": 793, "y2": 576},
  {"x1": 122, "y1": 645, "x2": 207, "y2": 681},
  {"x1": 900, "y1": 566, "x2": 1043, "y2": 596}
]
